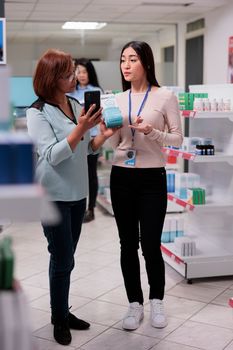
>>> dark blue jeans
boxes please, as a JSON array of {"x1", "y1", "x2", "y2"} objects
[
  {"x1": 87, "y1": 154, "x2": 99, "y2": 210},
  {"x1": 110, "y1": 166, "x2": 167, "y2": 305},
  {"x1": 42, "y1": 199, "x2": 86, "y2": 322}
]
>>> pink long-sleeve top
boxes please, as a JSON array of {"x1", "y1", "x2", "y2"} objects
[{"x1": 108, "y1": 87, "x2": 183, "y2": 168}]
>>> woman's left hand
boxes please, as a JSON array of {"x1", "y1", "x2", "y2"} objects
[{"x1": 129, "y1": 116, "x2": 153, "y2": 135}]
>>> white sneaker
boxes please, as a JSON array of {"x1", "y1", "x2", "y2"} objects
[
  {"x1": 150, "y1": 299, "x2": 168, "y2": 328},
  {"x1": 122, "y1": 302, "x2": 144, "y2": 330}
]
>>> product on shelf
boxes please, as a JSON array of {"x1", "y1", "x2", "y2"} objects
[
  {"x1": 174, "y1": 236, "x2": 197, "y2": 256},
  {"x1": 161, "y1": 216, "x2": 184, "y2": 243},
  {"x1": 178, "y1": 92, "x2": 208, "y2": 110},
  {"x1": 0, "y1": 236, "x2": 14, "y2": 290},
  {"x1": 0, "y1": 133, "x2": 34, "y2": 185},
  {"x1": 187, "y1": 188, "x2": 206, "y2": 205},
  {"x1": 193, "y1": 97, "x2": 232, "y2": 112},
  {"x1": 175, "y1": 172, "x2": 200, "y2": 199}
]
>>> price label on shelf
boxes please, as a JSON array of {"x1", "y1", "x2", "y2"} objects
[
  {"x1": 167, "y1": 193, "x2": 195, "y2": 211},
  {"x1": 162, "y1": 147, "x2": 196, "y2": 161},
  {"x1": 161, "y1": 244, "x2": 184, "y2": 265},
  {"x1": 181, "y1": 110, "x2": 197, "y2": 118},
  {"x1": 229, "y1": 298, "x2": 233, "y2": 308}
]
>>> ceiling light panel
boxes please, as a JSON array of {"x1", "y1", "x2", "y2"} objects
[{"x1": 62, "y1": 22, "x2": 107, "y2": 30}]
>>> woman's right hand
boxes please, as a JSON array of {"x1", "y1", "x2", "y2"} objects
[
  {"x1": 67, "y1": 105, "x2": 102, "y2": 151},
  {"x1": 78, "y1": 105, "x2": 102, "y2": 133}
]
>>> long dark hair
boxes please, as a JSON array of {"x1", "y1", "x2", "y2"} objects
[
  {"x1": 120, "y1": 41, "x2": 160, "y2": 91},
  {"x1": 74, "y1": 58, "x2": 102, "y2": 90}
]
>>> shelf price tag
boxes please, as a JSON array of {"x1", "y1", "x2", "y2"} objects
[
  {"x1": 167, "y1": 193, "x2": 195, "y2": 211},
  {"x1": 181, "y1": 110, "x2": 197, "y2": 118},
  {"x1": 161, "y1": 244, "x2": 184, "y2": 264},
  {"x1": 162, "y1": 147, "x2": 196, "y2": 161}
]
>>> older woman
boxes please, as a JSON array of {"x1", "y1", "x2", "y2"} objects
[{"x1": 27, "y1": 49, "x2": 116, "y2": 345}]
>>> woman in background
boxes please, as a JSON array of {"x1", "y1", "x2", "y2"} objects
[
  {"x1": 109, "y1": 41, "x2": 183, "y2": 331},
  {"x1": 69, "y1": 58, "x2": 103, "y2": 223}
]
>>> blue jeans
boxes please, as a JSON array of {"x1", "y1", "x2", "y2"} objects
[{"x1": 42, "y1": 199, "x2": 86, "y2": 322}]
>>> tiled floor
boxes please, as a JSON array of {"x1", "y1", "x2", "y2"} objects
[{"x1": 3, "y1": 207, "x2": 233, "y2": 350}]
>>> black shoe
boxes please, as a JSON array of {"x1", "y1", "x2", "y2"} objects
[
  {"x1": 51, "y1": 312, "x2": 90, "y2": 331},
  {"x1": 83, "y1": 209, "x2": 95, "y2": 223},
  {"x1": 68, "y1": 312, "x2": 90, "y2": 330},
  {"x1": 53, "y1": 318, "x2": 71, "y2": 346}
]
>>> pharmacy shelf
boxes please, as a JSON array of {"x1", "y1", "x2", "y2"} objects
[
  {"x1": 0, "y1": 184, "x2": 59, "y2": 224},
  {"x1": 163, "y1": 148, "x2": 233, "y2": 165},
  {"x1": 167, "y1": 193, "x2": 194, "y2": 211},
  {"x1": 166, "y1": 163, "x2": 179, "y2": 171},
  {"x1": 97, "y1": 191, "x2": 191, "y2": 216},
  {"x1": 97, "y1": 194, "x2": 114, "y2": 215},
  {"x1": 161, "y1": 237, "x2": 233, "y2": 279},
  {"x1": 193, "y1": 153, "x2": 233, "y2": 165},
  {"x1": 171, "y1": 83, "x2": 233, "y2": 282},
  {"x1": 97, "y1": 193, "x2": 185, "y2": 215},
  {"x1": 162, "y1": 147, "x2": 196, "y2": 161},
  {"x1": 229, "y1": 298, "x2": 233, "y2": 308},
  {"x1": 194, "y1": 199, "x2": 233, "y2": 212},
  {"x1": 181, "y1": 110, "x2": 233, "y2": 121}
]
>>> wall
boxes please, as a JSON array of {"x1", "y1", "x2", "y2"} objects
[
  {"x1": 6, "y1": 39, "x2": 109, "y2": 76},
  {"x1": 176, "y1": 0, "x2": 233, "y2": 88},
  {"x1": 7, "y1": 27, "x2": 177, "y2": 89},
  {"x1": 204, "y1": 0, "x2": 233, "y2": 84}
]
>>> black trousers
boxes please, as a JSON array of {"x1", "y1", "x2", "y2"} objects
[
  {"x1": 110, "y1": 166, "x2": 167, "y2": 305},
  {"x1": 87, "y1": 154, "x2": 99, "y2": 210}
]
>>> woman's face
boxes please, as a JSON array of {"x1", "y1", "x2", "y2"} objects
[
  {"x1": 120, "y1": 47, "x2": 145, "y2": 83},
  {"x1": 57, "y1": 68, "x2": 76, "y2": 93},
  {"x1": 76, "y1": 65, "x2": 89, "y2": 87}
]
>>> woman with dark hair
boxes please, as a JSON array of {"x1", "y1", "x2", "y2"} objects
[
  {"x1": 26, "y1": 49, "x2": 117, "y2": 346},
  {"x1": 109, "y1": 41, "x2": 183, "y2": 331},
  {"x1": 69, "y1": 58, "x2": 103, "y2": 222}
]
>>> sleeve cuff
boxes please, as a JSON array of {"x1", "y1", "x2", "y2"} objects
[{"x1": 145, "y1": 129, "x2": 161, "y2": 141}]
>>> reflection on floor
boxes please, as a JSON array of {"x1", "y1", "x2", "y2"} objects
[{"x1": 3, "y1": 206, "x2": 233, "y2": 350}]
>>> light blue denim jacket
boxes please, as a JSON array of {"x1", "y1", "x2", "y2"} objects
[{"x1": 27, "y1": 97, "x2": 95, "y2": 201}]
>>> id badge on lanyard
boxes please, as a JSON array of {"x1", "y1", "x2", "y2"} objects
[{"x1": 124, "y1": 85, "x2": 151, "y2": 167}]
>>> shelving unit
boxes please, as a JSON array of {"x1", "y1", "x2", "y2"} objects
[
  {"x1": 162, "y1": 84, "x2": 233, "y2": 281},
  {"x1": 97, "y1": 193, "x2": 114, "y2": 215},
  {"x1": 0, "y1": 184, "x2": 60, "y2": 224},
  {"x1": 0, "y1": 67, "x2": 59, "y2": 350}
]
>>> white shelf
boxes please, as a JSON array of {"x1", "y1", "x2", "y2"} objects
[
  {"x1": 182, "y1": 110, "x2": 233, "y2": 121},
  {"x1": 194, "y1": 198, "x2": 233, "y2": 212},
  {"x1": 97, "y1": 194, "x2": 114, "y2": 215},
  {"x1": 194, "y1": 111, "x2": 233, "y2": 121},
  {"x1": 193, "y1": 152, "x2": 233, "y2": 165},
  {"x1": 0, "y1": 184, "x2": 59, "y2": 224},
  {"x1": 166, "y1": 84, "x2": 233, "y2": 281},
  {"x1": 163, "y1": 149, "x2": 233, "y2": 165},
  {"x1": 162, "y1": 237, "x2": 233, "y2": 279}
]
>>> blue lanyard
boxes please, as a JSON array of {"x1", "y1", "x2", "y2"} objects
[{"x1": 128, "y1": 85, "x2": 151, "y2": 143}]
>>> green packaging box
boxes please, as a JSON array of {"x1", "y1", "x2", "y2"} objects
[
  {"x1": 179, "y1": 93, "x2": 208, "y2": 110},
  {"x1": 0, "y1": 236, "x2": 14, "y2": 290}
]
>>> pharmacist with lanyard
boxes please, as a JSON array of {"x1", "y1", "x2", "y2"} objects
[{"x1": 108, "y1": 41, "x2": 183, "y2": 331}]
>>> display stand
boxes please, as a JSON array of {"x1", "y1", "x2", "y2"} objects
[
  {"x1": 0, "y1": 65, "x2": 59, "y2": 350},
  {"x1": 162, "y1": 84, "x2": 233, "y2": 282}
]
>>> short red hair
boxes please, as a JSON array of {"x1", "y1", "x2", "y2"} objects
[{"x1": 33, "y1": 49, "x2": 73, "y2": 100}]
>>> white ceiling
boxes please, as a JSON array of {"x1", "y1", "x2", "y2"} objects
[{"x1": 5, "y1": 0, "x2": 229, "y2": 45}]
